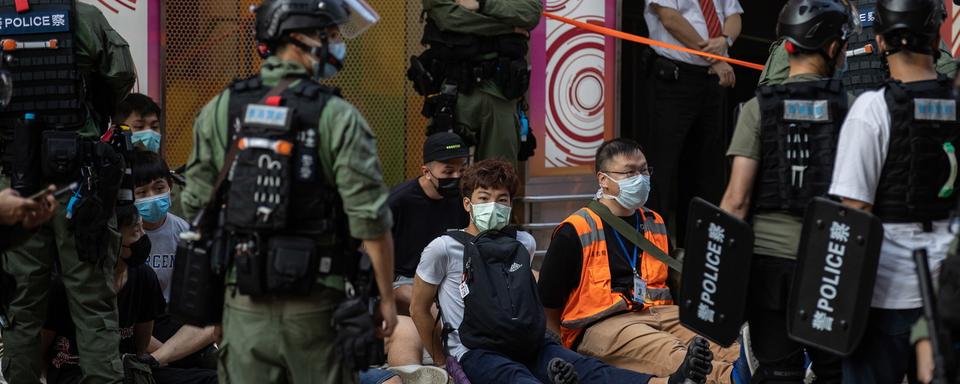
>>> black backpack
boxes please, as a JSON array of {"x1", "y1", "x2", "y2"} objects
[{"x1": 446, "y1": 229, "x2": 546, "y2": 361}]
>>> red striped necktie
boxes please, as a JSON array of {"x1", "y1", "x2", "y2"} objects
[{"x1": 698, "y1": 0, "x2": 723, "y2": 38}]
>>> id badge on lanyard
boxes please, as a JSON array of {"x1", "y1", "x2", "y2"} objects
[
  {"x1": 613, "y1": 212, "x2": 646, "y2": 304},
  {"x1": 633, "y1": 273, "x2": 647, "y2": 304}
]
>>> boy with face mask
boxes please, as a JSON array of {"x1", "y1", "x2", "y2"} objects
[
  {"x1": 116, "y1": 93, "x2": 162, "y2": 153},
  {"x1": 40, "y1": 205, "x2": 165, "y2": 383},
  {"x1": 131, "y1": 151, "x2": 189, "y2": 303},
  {"x1": 538, "y1": 139, "x2": 738, "y2": 383}
]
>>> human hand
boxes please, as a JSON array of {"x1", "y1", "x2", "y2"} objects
[
  {"x1": 514, "y1": 27, "x2": 530, "y2": 38},
  {"x1": 699, "y1": 37, "x2": 728, "y2": 57},
  {"x1": 22, "y1": 187, "x2": 58, "y2": 230},
  {"x1": 916, "y1": 339, "x2": 934, "y2": 383},
  {"x1": 0, "y1": 188, "x2": 40, "y2": 226},
  {"x1": 708, "y1": 61, "x2": 736, "y2": 88},
  {"x1": 213, "y1": 324, "x2": 223, "y2": 345},
  {"x1": 456, "y1": 0, "x2": 480, "y2": 11},
  {"x1": 377, "y1": 298, "x2": 398, "y2": 338}
]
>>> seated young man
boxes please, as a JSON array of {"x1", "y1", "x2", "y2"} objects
[
  {"x1": 130, "y1": 151, "x2": 217, "y2": 370},
  {"x1": 538, "y1": 139, "x2": 741, "y2": 383},
  {"x1": 409, "y1": 159, "x2": 713, "y2": 384},
  {"x1": 41, "y1": 207, "x2": 217, "y2": 384},
  {"x1": 387, "y1": 132, "x2": 469, "y2": 368}
]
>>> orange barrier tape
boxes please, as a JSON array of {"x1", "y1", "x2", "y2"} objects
[{"x1": 544, "y1": 12, "x2": 766, "y2": 71}]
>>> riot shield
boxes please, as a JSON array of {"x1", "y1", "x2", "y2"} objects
[
  {"x1": 788, "y1": 197, "x2": 882, "y2": 356},
  {"x1": 680, "y1": 197, "x2": 754, "y2": 347}
]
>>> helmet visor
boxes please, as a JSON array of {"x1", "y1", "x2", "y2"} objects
[
  {"x1": 842, "y1": 1, "x2": 863, "y2": 40},
  {"x1": 0, "y1": 70, "x2": 13, "y2": 109},
  {"x1": 340, "y1": 0, "x2": 379, "y2": 39}
]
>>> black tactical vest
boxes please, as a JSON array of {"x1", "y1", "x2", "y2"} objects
[
  {"x1": 874, "y1": 77, "x2": 960, "y2": 223},
  {"x1": 755, "y1": 80, "x2": 847, "y2": 214},
  {"x1": 420, "y1": 19, "x2": 528, "y2": 62},
  {"x1": 0, "y1": 0, "x2": 84, "y2": 129},
  {"x1": 844, "y1": 0, "x2": 886, "y2": 95},
  {"x1": 225, "y1": 75, "x2": 351, "y2": 258}
]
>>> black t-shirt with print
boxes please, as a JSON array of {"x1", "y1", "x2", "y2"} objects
[
  {"x1": 389, "y1": 178, "x2": 469, "y2": 277},
  {"x1": 45, "y1": 264, "x2": 165, "y2": 375}
]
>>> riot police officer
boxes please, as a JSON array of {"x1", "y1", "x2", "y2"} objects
[
  {"x1": 180, "y1": 0, "x2": 397, "y2": 381},
  {"x1": 758, "y1": 0, "x2": 958, "y2": 92},
  {"x1": 828, "y1": 0, "x2": 960, "y2": 381},
  {"x1": 720, "y1": 1, "x2": 857, "y2": 381},
  {"x1": 409, "y1": 0, "x2": 542, "y2": 169},
  {"x1": 0, "y1": 0, "x2": 136, "y2": 382}
]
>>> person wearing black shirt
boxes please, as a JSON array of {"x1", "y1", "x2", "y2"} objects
[
  {"x1": 40, "y1": 208, "x2": 216, "y2": 384},
  {"x1": 386, "y1": 132, "x2": 469, "y2": 367}
]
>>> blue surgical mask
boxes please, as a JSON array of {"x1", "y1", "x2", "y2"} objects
[
  {"x1": 135, "y1": 192, "x2": 170, "y2": 224},
  {"x1": 131, "y1": 129, "x2": 161, "y2": 153},
  {"x1": 471, "y1": 202, "x2": 511, "y2": 232},
  {"x1": 600, "y1": 174, "x2": 651, "y2": 211},
  {"x1": 303, "y1": 36, "x2": 347, "y2": 80}
]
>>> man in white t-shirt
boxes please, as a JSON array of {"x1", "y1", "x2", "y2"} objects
[
  {"x1": 410, "y1": 159, "x2": 713, "y2": 384},
  {"x1": 828, "y1": 0, "x2": 959, "y2": 382},
  {"x1": 643, "y1": 0, "x2": 743, "y2": 245}
]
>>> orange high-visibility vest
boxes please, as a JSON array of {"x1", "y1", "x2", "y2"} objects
[{"x1": 556, "y1": 206, "x2": 673, "y2": 348}]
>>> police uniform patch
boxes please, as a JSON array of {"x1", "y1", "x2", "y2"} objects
[
  {"x1": 0, "y1": 10, "x2": 70, "y2": 35},
  {"x1": 244, "y1": 104, "x2": 291, "y2": 129},
  {"x1": 783, "y1": 100, "x2": 830, "y2": 122},
  {"x1": 913, "y1": 98, "x2": 957, "y2": 122}
]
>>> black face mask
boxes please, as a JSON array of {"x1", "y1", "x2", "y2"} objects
[
  {"x1": 436, "y1": 177, "x2": 461, "y2": 198},
  {"x1": 125, "y1": 235, "x2": 152, "y2": 266}
]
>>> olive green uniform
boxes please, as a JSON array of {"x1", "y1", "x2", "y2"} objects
[
  {"x1": 182, "y1": 57, "x2": 392, "y2": 383},
  {"x1": 758, "y1": 39, "x2": 958, "y2": 86},
  {"x1": 422, "y1": 0, "x2": 542, "y2": 170},
  {"x1": 0, "y1": 3, "x2": 136, "y2": 383},
  {"x1": 727, "y1": 74, "x2": 855, "y2": 260}
]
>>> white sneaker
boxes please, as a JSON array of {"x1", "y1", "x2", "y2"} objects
[{"x1": 387, "y1": 365, "x2": 450, "y2": 384}]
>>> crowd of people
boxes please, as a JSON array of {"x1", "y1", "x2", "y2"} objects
[{"x1": 1, "y1": 0, "x2": 960, "y2": 383}]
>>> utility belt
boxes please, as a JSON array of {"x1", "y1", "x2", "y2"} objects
[
  {"x1": 230, "y1": 231, "x2": 345, "y2": 297},
  {"x1": 409, "y1": 53, "x2": 530, "y2": 139}
]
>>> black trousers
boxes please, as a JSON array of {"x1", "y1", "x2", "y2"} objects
[
  {"x1": 645, "y1": 59, "x2": 728, "y2": 246},
  {"x1": 747, "y1": 256, "x2": 842, "y2": 383}
]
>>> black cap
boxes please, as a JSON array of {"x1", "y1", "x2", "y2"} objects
[{"x1": 423, "y1": 132, "x2": 469, "y2": 163}]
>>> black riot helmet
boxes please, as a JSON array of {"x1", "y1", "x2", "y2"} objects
[
  {"x1": 875, "y1": 0, "x2": 944, "y2": 53},
  {"x1": 255, "y1": 0, "x2": 349, "y2": 45},
  {"x1": 777, "y1": 0, "x2": 860, "y2": 51}
]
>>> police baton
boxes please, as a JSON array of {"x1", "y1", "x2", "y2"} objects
[{"x1": 914, "y1": 248, "x2": 949, "y2": 384}]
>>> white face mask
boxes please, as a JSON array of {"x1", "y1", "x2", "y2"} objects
[
  {"x1": 599, "y1": 173, "x2": 651, "y2": 211},
  {"x1": 470, "y1": 202, "x2": 512, "y2": 232}
]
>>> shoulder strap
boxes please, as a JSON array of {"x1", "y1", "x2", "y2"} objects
[
  {"x1": 587, "y1": 200, "x2": 682, "y2": 272},
  {"x1": 445, "y1": 230, "x2": 474, "y2": 246}
]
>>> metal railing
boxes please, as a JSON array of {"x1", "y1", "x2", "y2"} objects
[{"x1": 518, "y1": 194, "x2": 596, "y2": 264}]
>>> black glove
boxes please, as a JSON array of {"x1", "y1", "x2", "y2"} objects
[
  {"x1": 547, "y1": 357, "x2": 579, "y2": 384},
  {"x1": 136, "y1": 353, "x2": 161, "y2": 368},
  {"x1": 668, "y1": 336, "x2": 713, "y2": 384},
  {"x1": 331, "y1": 297, "x2": 385, "y2": 370}
]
